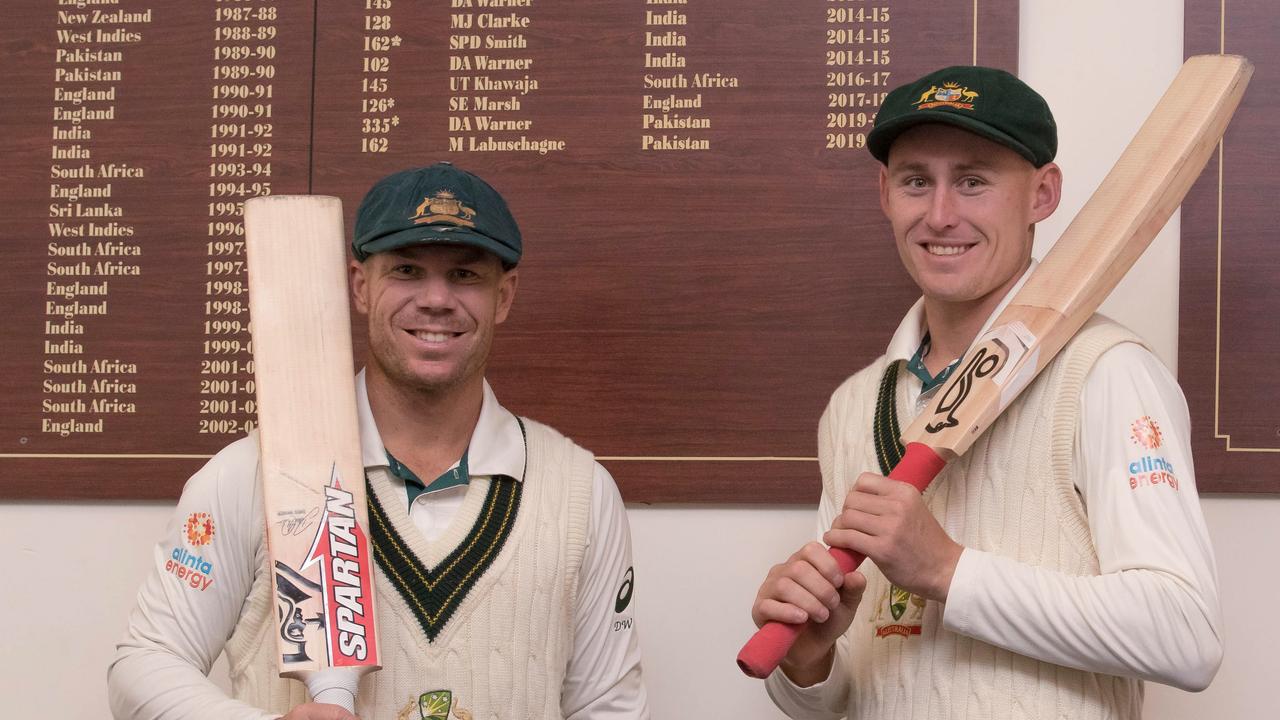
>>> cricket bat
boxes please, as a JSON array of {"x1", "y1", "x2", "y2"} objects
[
  {"x1": 245, "y1": 195, "x2": 381, "y2": 709},
  {"x1": 737, "y1": 53, "x2": 1253, "y2": 679}
]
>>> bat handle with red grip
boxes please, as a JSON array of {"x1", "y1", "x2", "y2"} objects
[{"x1": 736, "y1": 442, "x2": 946, "y2": 679}]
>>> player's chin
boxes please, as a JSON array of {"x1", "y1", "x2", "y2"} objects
[
  {"x1": 914, "y1": 272, "x2": 979, "y2": 302},
  {"x1": 400, "y1": 367, "x2": 464, "y2": 394}
]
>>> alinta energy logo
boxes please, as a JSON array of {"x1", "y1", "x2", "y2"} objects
[
  {"x1": 1127, "y1": 416, "x2": 1179, "y2": 491},
  {"x1": 184, "y1": 512, "x2": 216, "y2": 546},
  {"x1": 166, "y1": 513, "x2": 217, "y2": 592},
  {"x1": 1130, "y1": 416, "x2": 1164, "y2": 450}
]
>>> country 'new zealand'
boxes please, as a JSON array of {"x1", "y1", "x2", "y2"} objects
[{"x1": 53, "y1": 8, "x2": 152, "y2": 23}]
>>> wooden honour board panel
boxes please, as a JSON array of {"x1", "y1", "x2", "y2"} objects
[
  {"x1": 1181, "y1": 1, "x2": 1280, "y2": 493},
  {"x1": 0, "y1": 1, "x2": 1017, "y2": 503}
]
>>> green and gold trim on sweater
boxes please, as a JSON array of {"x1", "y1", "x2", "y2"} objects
[
  {"x1": 873, "y1": 359, "x2": 906, "y2": 475},
  {"x1": 368, "y1": 474, "x2": 522, "y2": 642}
]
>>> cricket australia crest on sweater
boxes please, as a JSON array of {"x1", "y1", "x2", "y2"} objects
[
  {"x1": 873, "y1": 584, "x2": 926, "y2": 638},
  {"x1": 397, "y1": 689, "x2": 475, "y2": 720}
]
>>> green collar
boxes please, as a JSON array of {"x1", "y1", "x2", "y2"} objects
[
  {"x1": 905, "y1": 332, "x2": 961, "y2": 393},
  {"x1": 387, "y1": 451, "x2": 470, "y2": 506}
]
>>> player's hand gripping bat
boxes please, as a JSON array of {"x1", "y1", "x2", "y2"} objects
[
  {"x1": 737, "y1": 53, "x2": 1253, "y2": 679},
  {"x1": 246, "y1": 195, "x2": 381, "y2": 710}
]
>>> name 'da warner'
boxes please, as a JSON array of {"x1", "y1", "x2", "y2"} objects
[{"x1": 449, "y1": 55, "x2": 532, "y2": 71}]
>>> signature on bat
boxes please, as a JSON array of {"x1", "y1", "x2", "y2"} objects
[{"x1": 275, "y1": 507, "x2": 320, "y2": 537}]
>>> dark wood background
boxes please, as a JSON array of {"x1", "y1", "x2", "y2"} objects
[
  {"x1": 1180, "y1": 0, "x2": 1280, "y2": 493},
  {"x1": 1, "y1": 1, "x2": 1018, "y2": 502}
]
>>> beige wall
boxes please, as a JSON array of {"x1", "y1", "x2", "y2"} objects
[{"x1": 4, "y1": 1, "x2": 1278, "y2": 717}]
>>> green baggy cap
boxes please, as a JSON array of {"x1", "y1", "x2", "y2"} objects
[
  {"x1": 868, "y1": 66, "x2": 1057, "y2": 167},
  {"x1": 352, "y1": 162, "x2": 523, "y2": 267}
]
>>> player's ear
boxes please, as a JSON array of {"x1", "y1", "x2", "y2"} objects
[
  {"x1": 349, "y1": 258, "x2": 370, "y2": 315},
  {"x1": 1030, "y1": 162, "x2": 1063, "y2": 223},
  {"x1": 495, "y1": 268, "x2": 518, "y2": 324},
  {"x1": 878, "y1": 164, "x2": 891, "y2": 215}
]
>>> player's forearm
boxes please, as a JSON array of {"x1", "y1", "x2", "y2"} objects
[
  {"x1": 943, "y1": 549, "x2": 1223, "y2": 690},
  {"x1": 108, "y1": 646, "x2": 276, "y2": 720},
  {"x1": 779, "y1": 648, "x2": 837, "y2": 688},
  {"x1": 763, "y1": 644, "x2": 849, "y2": 720},
  {"x1": 564, "y1": 663, "x2": 649, "y2": 720},
  {"x1": 561, "y1": 612, "x2": 648, "y2": 720}
]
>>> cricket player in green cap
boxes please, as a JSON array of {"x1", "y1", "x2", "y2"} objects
[
  {"x1": 750, "y1": 66, "x2": 1222, "y2": 719},
  {"x1": 110, "y1": 163, "x2": 650, "y2": 719}
]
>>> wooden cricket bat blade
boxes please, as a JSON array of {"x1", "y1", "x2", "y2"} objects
[
  {"x1": 245, "y1": 195, "x2": 381, "y2": 710},
  {"x1": 905, "y1": 54, "x2": 1252, "y2": 461},
  {"x1": 737, "y1": 54, "x2": 1252, "y2": 679}
]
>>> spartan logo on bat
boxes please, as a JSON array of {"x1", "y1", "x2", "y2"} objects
[
  {"x1": 924, "y1": 340, "x2": 1008, "y2": 434},
  {"x1": 302, "y1": 466, "x2": 378, "y2": 666}
]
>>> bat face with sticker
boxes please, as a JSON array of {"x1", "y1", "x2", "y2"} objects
[{"x1": 246, "y1": 194, "x2": 382, "y2": 710}]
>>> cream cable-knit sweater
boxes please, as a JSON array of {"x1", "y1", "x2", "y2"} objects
[
  {"x1": 224, "y1": 418, "x2": 594, "y2": 719},
  {"x1": 821, "y1": 316, "x2": 1143, "y2": 719}
]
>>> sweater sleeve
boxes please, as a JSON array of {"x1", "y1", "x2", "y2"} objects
[
  {"x1": 108, "y1": 435, "x2": 279, "y2": 720},
  {"x1": 561, "y1": 463, "x2": 650, "y2": 719},
  {"x1": 942, "y1": 344, "x2": 1223, "y2": 691}
]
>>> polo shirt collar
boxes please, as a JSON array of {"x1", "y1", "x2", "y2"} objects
[
  {"x1": 355, "y1": 371, "x2": 528, "y2": 487},
  {"x1": 467, "y1": 380, "x2": 527, "y2": 482},
  {"x1": 883, "y1": 260, "x2": 1039, "y2": 368}
]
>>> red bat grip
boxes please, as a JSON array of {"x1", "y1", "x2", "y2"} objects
[{"x1": 736, "y1": 442, "x2": 945, "y2": 678}]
